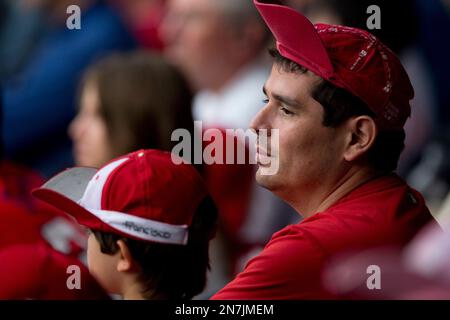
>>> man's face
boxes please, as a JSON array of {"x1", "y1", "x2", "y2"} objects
[
  {"x1": 251, "y1": 64, "x2": 347, "y2": 203},
  {"x1": 161, "y1": 0, "x2": 236, "y2": 90}
]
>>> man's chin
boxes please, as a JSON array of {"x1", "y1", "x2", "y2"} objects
[{"x1": 255, "y1": 166, "x2": 278, "y2": 190}]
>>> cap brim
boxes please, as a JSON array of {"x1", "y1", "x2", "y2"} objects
[
  {"x1": 32, "y1": 167, "x2": 105, "y2": 230},
  {"x1": 32, "y1": 167, "x2": 190, "y2": 245},
  {"x1": 253, "y1": 0, "x2": 334, "y2": 78}
]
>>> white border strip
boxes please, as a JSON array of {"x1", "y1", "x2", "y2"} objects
[{"x1": 88, "y1": 209, "x2": 189, "y2": 245}]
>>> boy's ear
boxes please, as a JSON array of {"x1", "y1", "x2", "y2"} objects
[{"x1": 116, "y1": 240, "x2": 134, "y2": 273}]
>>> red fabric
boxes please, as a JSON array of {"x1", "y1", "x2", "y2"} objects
[
  {"x1": 112, "y1": 0, "x2": 166, "y2": 50},
  {"x1": 0, "y1": 243, "x2": 109, "y2": 300},
  {"x1": 254, "y1": 0, "x2": 414, "y2": 130},
  {"x1": 127, "y1": 3, "x2": 165, "y2": 50},
  {"x1": 0, "y1": 191, "x2": 87, "y2": 256},
  {"x1": 201, "y1": 128, "x2": 256, "y2": 274},
  {"x1": 0, "y1": 161, "x2": 46, "y2": 210},
  {"x1": 212, "y1": 174, "x2": 436, "y2": 299},
  {"x1": 202, "y1": 129, "x2": 254, "y2": 241},
  {"x1": 0, "y1": 162, "x2": 107, "y2": 299},
  {"x1": 0, "y1": 162, "x2": 86, "y2": 255}
]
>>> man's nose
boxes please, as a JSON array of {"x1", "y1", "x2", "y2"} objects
[{"x1": 250, "y1": 104, "x2": 271, "y2": 135}]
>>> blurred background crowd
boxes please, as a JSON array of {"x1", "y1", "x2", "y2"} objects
[{"x1": 0, "y1": 0, "x2": 450, "y2": 299}]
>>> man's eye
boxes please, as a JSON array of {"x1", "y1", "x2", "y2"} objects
[
  {"x1": 262, "y1": 98, "x2": 269, "y2": 104},
  {"x1": 280, "y1": 107, "x2": 294, "y2": 115}
]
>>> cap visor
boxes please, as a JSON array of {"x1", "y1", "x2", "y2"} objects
[
  {"x1": 253, "y1": 0, "x2": 334, "y2": 77},
  {"x1": 32, "y1": 167, "x2": 104, "y2": 229}
]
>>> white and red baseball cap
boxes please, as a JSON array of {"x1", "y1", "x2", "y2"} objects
[
  {"x1": 32, "y1": 149, "x2": 208, "y2": 245},
  {"x1": 253, "y1": 0, "x2": 414, "y2": 130}
]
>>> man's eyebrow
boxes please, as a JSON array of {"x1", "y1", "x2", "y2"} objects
[{"x1": 262, "y1": 85, "x2": 301, "y2": 108}]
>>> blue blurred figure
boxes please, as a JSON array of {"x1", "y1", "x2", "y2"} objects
[{"x1": 2, "y1": 0, "x2": 135, "y2": 176}]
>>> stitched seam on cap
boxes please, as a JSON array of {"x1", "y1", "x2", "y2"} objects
[{"x1": 101, "y1": 158, "x2": 130, "y2": 210}]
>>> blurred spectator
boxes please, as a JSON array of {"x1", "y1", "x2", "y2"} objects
[
  {"x1": 285, "y1": 0, "x2": 315, "y2": 12},
  {"x1": 2, "y1": 0, "x2": 135, "y2": 176},
  {"x1": 438, "y1": 192, "x2": 450, "y2": 226},
  {"x1": 69, "y1": 51, "x2": 194, "y2": 168},
  {"x1": 0, "y1": 0, "x2": 47, "y2": 80},
  {"x1": 0, "y1": 87, "x2": 109, "y2": 300},
  {"x1": 406, "y1": 137, "x2": 450, "y2": 213},
  {"x1": 414, "y1": 0, "x2": 450, "y2": 131},
  {"x1": 0, "y1": 2, "x2": 6, "y2": 26},
  {"x1": 1, "y1": 86, "x2": 74, "y2": 251},
  {"x1": 403, "y1": 0, "x2": 450, "y2": 214},
  {"x1": 110, "y1": 0, "x2": 166, "y2": 50},
  {"x1": 161, "y1": 0, "x2": 298, "y2": 297},
  {"x1": 2, "y1": 50, "x2": 195, "y2": 298},
  {"x1": 68, "y1": 51, "x2": 213, "y2": 298}
]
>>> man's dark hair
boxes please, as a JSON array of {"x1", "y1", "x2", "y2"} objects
[
  {"x1": 269, "y1": 48, "x2": 405, "y2": 172},
  {"x1": 91, "y1": 195, "x2": 218, "y2": 300}
]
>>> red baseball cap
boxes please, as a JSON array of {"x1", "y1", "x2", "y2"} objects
[
  {"x1": 254, "y1": 0, "x2": 414, "y2": 130},
  {"x1": 32, "y1": 149, "x2": 208, "y2": 245}
]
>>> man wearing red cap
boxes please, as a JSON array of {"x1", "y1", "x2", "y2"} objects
[{"x1": 212, "y1": 0, "x2": 438, "y2": 299}]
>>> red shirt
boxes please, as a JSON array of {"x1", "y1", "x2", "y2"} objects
[{"x1": 212, "y1": 174, "x2": 436, "y2": 299}]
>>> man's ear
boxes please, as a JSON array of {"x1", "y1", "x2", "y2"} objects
[
  {"x1": 116, "y1": 240, "x2": 134, "y2": 273},
  {"x1": 343, "y1": 116, "x2": 377, "y2": 162}
]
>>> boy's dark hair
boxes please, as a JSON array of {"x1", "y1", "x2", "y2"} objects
[
  {"x1": 269, "y1": 48, "x2": 405, "y2": 172},
  {"x1": 91, "y1": 195, "x2": 218, "y2": 300}
]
